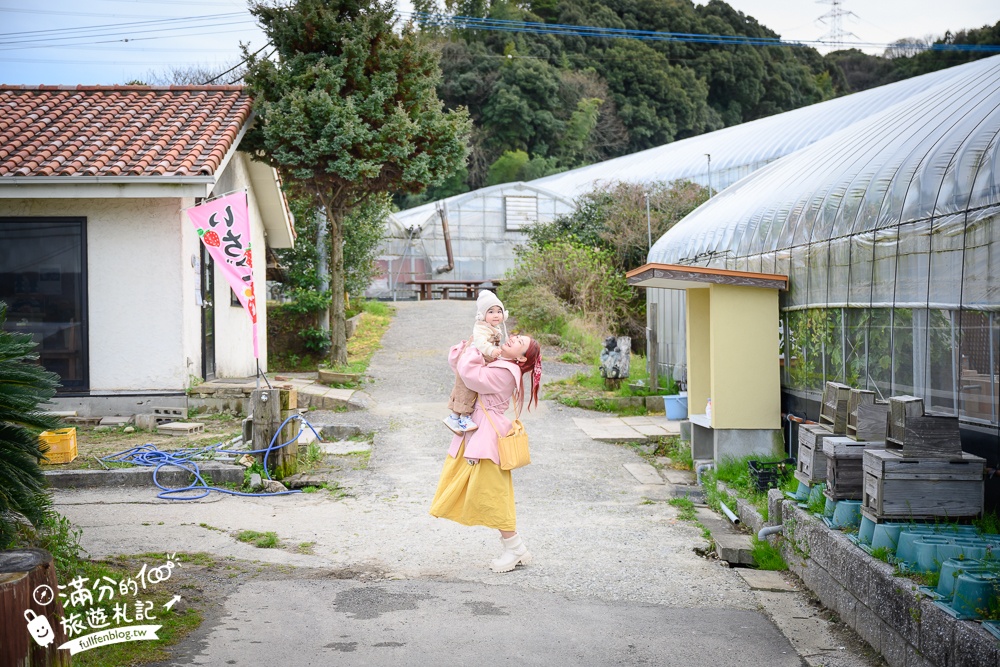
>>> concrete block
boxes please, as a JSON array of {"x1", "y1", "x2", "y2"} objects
[
  {"x1": 153, "y1": 406, "x2": 188, "y2": 418},
  {"x1": 880, "y1": 626, "x2": 908, "y2": 667},
  {"x1": 156, "y1": 422, "x2": 205, "y2": 436},
  {"x1": 318, "y1": 424, "x2": 363, "y2": 440},
  {"x1": 868, "y1": 564, "x2": 919, "y2": 646},
  {"x1": 679, "y1": 420, "x2": 691, "y2": 441},
  {"x1": 951, "y1": 618, "x2": 1000, "y2": 667},
  {"x1": 904, "y1": 644, "x2": 934, "y2": 667},
  {"x1": 767, "y1": 488, "x2": 784, "y2": 527},
  {"x1": 623, "y1": 463, "x2": 663, "y2": 485},
  {"x1": 99, "y1": 415, "x2": 134, "y2": 426},
  {"x1": 833, "y1": 584, "x2": 858, "y2": 628},
  {"x1": 735, "y1": 569, "x2": 798, "y2": 592},
  {"x1": 916, "y1": 599, "x2": 954, "y2": 667},
  {"x1": 661, "y1": 469, "x2": 695, "y2": 485},
  {"x1": 318, "y1": 441, "x2": 371, "y2": 455},
  {"x1": 854, "y1": 602, "x2": 883, "y2": 655},
  {"x1": 43, "y1": 461, "x2": 243, "y2": 489},
  {"x1": 714, "y1": 532, "x2": 754, "y2": 566},
  {"x1": 714, "y1": 427, "x2": 783, "y2": 460},
  {"x1": 644, "y1": 395, "x2": 664, "y2": 412}
]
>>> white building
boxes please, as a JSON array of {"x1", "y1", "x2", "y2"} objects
[{"x1": 0, "y1": 85, "x2": 294, "y2": 414}]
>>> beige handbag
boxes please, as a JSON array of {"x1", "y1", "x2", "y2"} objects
[{"x1": 478, "y1": 397, "x2": 531, "y2": 470}]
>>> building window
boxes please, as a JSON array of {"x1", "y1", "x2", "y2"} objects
[
  {"x1": 504, "y1": 195, "x2": 537, "y2": 231},
  {"x1": 0, "y1": 218, "x2": 88, "y2": 392}
]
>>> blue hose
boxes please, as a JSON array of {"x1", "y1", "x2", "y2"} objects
[{"x1": 102, "y1": 414, "x2": 326, "y2": 501}]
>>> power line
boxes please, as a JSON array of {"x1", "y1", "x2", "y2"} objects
[{"x1": 402, "y1": 11, "x2": 1000, "y2": 53}]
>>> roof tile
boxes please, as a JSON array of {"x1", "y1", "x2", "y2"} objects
[{"x1": 0, "y1": 85, "x2": 251, "y2": 178}]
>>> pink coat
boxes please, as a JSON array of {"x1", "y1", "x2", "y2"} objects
[{"x1": 447, "y1": 342, "x2": 523, "y2": 465}]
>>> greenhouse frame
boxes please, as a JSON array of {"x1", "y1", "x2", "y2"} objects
[
  {"x1": 371, "y1": 57, "x2": 971, "y2": 300},
  {"x1": 643, "y1": 54, "x2": 1000, "y2": 475}
]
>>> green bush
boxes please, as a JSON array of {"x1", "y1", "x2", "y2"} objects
[
  {"x1": 500, "y1": 241, "x2": 632, "y2": 334},
  {"x1": 500, "y1": 283, "x2": 568, "y2": 335}
]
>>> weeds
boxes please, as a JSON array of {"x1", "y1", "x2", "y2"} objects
[
  {"x1": 751, "y1": 536, "x2": 789, "y2": 571},
  {"x1": 668, "y1": 496, "x2": 697, "y2": 521},
  {"x1": 236, "y1": 530, "x2": 281, "y2": 548}
]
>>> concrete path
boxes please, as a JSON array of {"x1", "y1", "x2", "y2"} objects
[
  {"x1": 573, "y1": 415, "x2": 681, "y2": 442},
  {"x1": 52, "y1": 300, "x2": 879, "y2": 667}
]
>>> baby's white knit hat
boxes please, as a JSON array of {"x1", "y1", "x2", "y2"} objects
[{"x1": 476, "y1": 289, "x2": 508, "y2": 322}]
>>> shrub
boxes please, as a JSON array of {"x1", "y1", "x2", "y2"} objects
[
  {"x1": 500, "y1": 283, "x2": 568, "y2": 335},
  {"x1": 501, "y1": 241, "x2": 632, "y2": 333}
]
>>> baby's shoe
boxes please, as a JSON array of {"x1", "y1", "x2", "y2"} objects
[
  {"x1": 458, "y1": 415, "x2": 478, "y2": 433},
  {"x1": 443, "y1": 415, "x2": 464, "y2": 435}
]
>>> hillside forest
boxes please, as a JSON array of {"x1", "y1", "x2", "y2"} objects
[{"x1": 397, "y1": 0, "x2": 1000, "y2": 208}]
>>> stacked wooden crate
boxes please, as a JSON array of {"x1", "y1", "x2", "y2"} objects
[
  {"x1": 819, "y1": 381, "x2": 852, "y2": 435},
  {"x1": 823, "y1": 389, "x2": 888, "y2": 501},
  {"x1": 861, "y1": 396, "x2": 984, "y2": 522},
  {"x1": 795, "y1": 423, "x2": 834, "y2": 485}
]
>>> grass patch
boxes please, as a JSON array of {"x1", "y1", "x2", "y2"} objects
[
  {"x1": 751, "y1": 535, "x2": 788, "y2": 570},
  {"x1": 974, "y1": 510, "x2": 1000, "y2": 535},
  {"x1": 870, "y1": 546, "x2": 893, "y2": 563},
  {"x1": 347, "y1": 450, "x2": 371, "y2": 470},
  {"x1": 296, "y1": 542, "x2": 316, "y2": 555},
  {"x1": 668, "y1": 496, "x2": 697, "y2": 521},
  {"x1": 654, "y1": 436, "x2": 692, "y2": 471},
  {"x1": 235, "y1": 530, "x2": 281, "y2": 549},
  {"x1": 319, "y1": 300, "x2": 395, "y2": 381}
]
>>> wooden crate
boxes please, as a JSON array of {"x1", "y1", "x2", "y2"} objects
[
  {"x1": 822, "y1": 436, "x2": 885, "y2": 500},
  {"x1": 794, "y1": 423, "x2": 833, "y2": 484},
  {"x1": 846, "y1": 389, "x2": 889, "y2": 441},
  {"x1": 861, "y1": 449, "x2": 985, "y2": 522},
  {"x1": 819, "y1": 382, "x2": 852, "y2": 435}
]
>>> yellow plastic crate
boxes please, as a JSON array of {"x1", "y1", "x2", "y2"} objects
[{"x1": 40, "y1": 427, "x2": 77, "y2": 464}]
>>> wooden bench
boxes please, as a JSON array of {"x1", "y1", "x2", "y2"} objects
[{"x1": 406, "y1": 279, "x2": 501, "y2": 300}]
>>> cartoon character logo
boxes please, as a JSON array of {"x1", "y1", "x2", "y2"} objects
[{"x1": 24, "y1": 609, "x2": 55, "y2": 647}]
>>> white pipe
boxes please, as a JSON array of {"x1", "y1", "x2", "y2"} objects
[
  {"x1": 719, "y1": 501, "x2": 741, "y2": 525},
  {"x1": 758, "y1": 525, "x2": 784, "y2": 540},
  {"x1": 696, "y1": 462, "x2": 714, "y2": 485}
]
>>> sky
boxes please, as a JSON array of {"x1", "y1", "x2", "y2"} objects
[{"x1": 0, "y1": 0, "x2": 997, "y2": 86}]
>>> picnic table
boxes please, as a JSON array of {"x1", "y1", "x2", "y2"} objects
[{"x1": 405, "y1": 279, "x2": 501, "y2": 300}]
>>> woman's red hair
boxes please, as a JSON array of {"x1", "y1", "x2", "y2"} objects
[{"x1": 512, "y1": 338, "x2": 542, "y2": 412}]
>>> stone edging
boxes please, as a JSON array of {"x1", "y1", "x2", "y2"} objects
[{"x1": 729, "y1": 488, "x2": 999, "y2": 667}]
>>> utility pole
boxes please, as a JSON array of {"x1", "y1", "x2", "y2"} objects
[{"x1": 705, "y1": 154, "x2": 712, "y2": 198}]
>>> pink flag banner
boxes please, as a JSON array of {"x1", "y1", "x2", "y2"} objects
[{"x1": 185, "y1": 191, "x2": 258, "y2": 357}]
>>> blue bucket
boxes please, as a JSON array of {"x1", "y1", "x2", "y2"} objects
[
  {"x1": 830, "y1": 501, "x2": 862, "y2": 530},
  {"x1": 665, "y1": 393, "x2": 688, "y2": 420},
  {"x1": 858, "y1": 516, "x2": 876, "y2": 545}
]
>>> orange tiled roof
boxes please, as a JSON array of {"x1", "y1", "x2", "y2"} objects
[{"x1": 0, "y1": 85, "x2": 253, "y2": 178}]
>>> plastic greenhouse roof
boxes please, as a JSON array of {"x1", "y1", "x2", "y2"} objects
[
  {"x1": 391, "y1": 56, "x2": 986, "y2": 234},
  {"x1": 649, "y1": 53, "x2": 1000, "y2": 288},
  {"x1": 528, "y1": 59, "x2": 980, "y2": 200}
]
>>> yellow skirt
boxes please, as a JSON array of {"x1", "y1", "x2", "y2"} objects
[{"x1": 429, "y1": 441, "x2": 516, "y2": 531}]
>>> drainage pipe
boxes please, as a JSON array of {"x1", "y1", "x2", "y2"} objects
[
  {"x1": 696, "y1": 462, "x2": 714, "y2": 486},
  {"x1": 719, "y1": 501, "x2": 741, "y2": 525},
  {"x1": 758, "y1": 525, "x2": 784, "y2": 540},
  {"x1": 434, "y1": 202, "x2": 454, "y2": 274}
]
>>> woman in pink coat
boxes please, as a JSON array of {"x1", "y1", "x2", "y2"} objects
[{"x1": 430, "y1": 333, "x2": 542, "y2": 573}]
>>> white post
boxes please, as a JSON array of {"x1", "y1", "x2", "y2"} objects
[
  {"x1": 645, "y1": 193, "x2": 652, "y2": 250},
  {"x1": 705, "y1": 153, "x2": 712, "y2": 198}
]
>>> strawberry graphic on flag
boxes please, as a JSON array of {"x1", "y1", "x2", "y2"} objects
[{"x1": 186, "y1": 192, "x2": 259, "y2": 358}]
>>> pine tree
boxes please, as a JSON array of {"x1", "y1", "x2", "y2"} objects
[
  {"x1": 241, "y1": 0, "x2": 471, "y2": 365},
  {"x1": 0, "y1": 303, "x2": 61, "y2": 548}
]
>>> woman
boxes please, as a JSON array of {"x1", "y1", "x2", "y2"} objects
[{"x1": 430, "y1": 333, "x2": 542, "y2": 573}]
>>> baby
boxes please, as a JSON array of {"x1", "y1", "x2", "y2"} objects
[{"x1": 444, "y1": 289, "x2": 508, "y2": 435}]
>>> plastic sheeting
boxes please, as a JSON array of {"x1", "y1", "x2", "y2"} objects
[{"x1": 648, "y1": 55, "x2": 1000, "y2": 424}]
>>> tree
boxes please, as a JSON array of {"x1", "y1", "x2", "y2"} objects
[
  {"x1": 241, "y1": 0, "x2": 471, "y2": 365},
  {"x1": 0, "y1": 303, "x2": 60, "y2": 549}
]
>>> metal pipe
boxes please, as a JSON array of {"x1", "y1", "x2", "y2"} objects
[
  {"x1": 758, "y1": 525, "x2": 783, "y2": 540},
  {"x1": 434, "y1": 202, "x2": 454, "y2": 274},
  {"x1": 719, "y1": 501, "x2": 740, "y2": 525},
  {"x1": 696, "y1": 462, "x2": 714, "y2": 486}
]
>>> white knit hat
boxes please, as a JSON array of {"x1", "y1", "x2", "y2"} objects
[{"x1": 476, "y1": 289, "x2": 508, "y2": 322}]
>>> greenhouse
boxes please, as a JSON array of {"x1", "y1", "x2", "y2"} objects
[
  {"x1": 640, "y1": 54, "x2": 1000, "y2": 458},
  {"x1": 370, "y1": 57, "x2": 970, "y2": 299}
]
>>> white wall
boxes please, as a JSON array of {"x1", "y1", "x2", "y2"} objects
[{"x1": 1, "y1": 197, "x2": 193, "y2": 391}]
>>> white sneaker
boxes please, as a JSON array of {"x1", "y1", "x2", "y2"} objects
[
  {"x1": 443, "y1": 415, "x2": 464, "y2": 435},
  {"x1": 458, "y1": 416, "x2": 478, "y2": 432}
]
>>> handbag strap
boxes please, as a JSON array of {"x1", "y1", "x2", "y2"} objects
[{"x1": 477, "y1": 395, "x2": 520, "y2": 437}]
